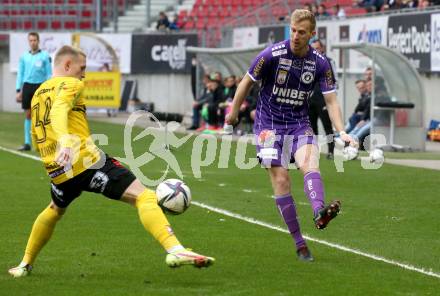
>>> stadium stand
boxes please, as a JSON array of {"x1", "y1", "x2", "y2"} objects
[
  {"x1": 175, "y1": 0, "x2": 375, "y2": 47},
  {"x1": 0, "y1": 0, "x2": 136, "y2": 31}
]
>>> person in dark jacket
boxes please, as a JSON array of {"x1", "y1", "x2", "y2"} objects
[{"x1": 308, "y1": 39, "x2": 336, "y2": 159}]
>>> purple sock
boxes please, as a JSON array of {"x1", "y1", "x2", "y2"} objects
[
  {"x1": 275, "y1": 194, "x2": 306, "y2": 249},
  {"x1": 304, "y1": 172, "x2": 325, "y2": 216}
]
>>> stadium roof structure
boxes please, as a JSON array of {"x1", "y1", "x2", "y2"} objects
[
  {"x1": 333, "y1": 43, "x2": 425, "y2": 151},
  {"x1": 187, "y1": 44, "x2": 266, "y2": 78}
]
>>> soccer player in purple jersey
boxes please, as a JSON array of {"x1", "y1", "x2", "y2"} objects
[{"x1": 226, "y1": 9, "x2": 356, "y2": 261}]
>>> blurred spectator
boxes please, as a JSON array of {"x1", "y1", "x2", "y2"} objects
[
  {"x1": 405, "y1": 0, "x2": 419, "y2": 8},
  {"x1": 316, "y1": 4, "x2": 330, "y2": 18},
  {"x1": 312, "y1": 3, "x2": 319, "y2": 15},
  {"x1": 345, "y1": 79, "x2": 370, "y2": 133},
  {"x1": 204, "y1": 73, "x2": 225, "y2": 129},
  {"x1": 331, "y1": 4, "x2": 346, "y2": 19},
  {"x1": 303, "y1": 3, "x2": 312, "y2": 11},
  {"x1": 356, "y1": 0, "x2": 384, "y2": 12},
  {"x1": 188, "y1": 74, "x2": 211, "y2": 130},
  {"x1": 309, "y1": 39, "x2": 336, "y2": 159},
  {"x1": 383, "y1": 0, "x2": 408, "y2": 10},
  {"x1": 156, "y1": 11, "x2": 170, "y2": 30},
  {"x1": 169, "y1": 13, "x2": 180, "y2": 30},
  {"x1": 223, "y1": 76, "x2": 237, "y2": 99},
  {"x1": 418, "y1": 0, "x2": 431, "y2": 9},
  {"x1": 347, "y1": 80, "x2": 375, "y2": 144}
]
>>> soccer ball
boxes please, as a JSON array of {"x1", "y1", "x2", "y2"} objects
[
  {"x1": 156, "y1": 179, "x2": 191, "y2": 214},
  {"x1": 343, "y1": 146, "x2": 359, "y2": 161},
  {"x1": 369, "y1": 148, "x2": 384, "y2": 164}
]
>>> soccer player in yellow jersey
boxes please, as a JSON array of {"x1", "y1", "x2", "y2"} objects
[{"x1": 8, "y1": 46, "x2": 214, "y2": 278}]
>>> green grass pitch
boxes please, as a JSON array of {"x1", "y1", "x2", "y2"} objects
[{"x1": 0, "y1": 112, "x2": 439, "y2": 295}]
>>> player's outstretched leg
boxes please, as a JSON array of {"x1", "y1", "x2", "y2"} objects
[
  {"x1": 8, "y1": 205, "x2": 62, "y2": 278},
  {"x1": 133, "y1": 187, "x2": 215, "y2": 268},
  {"x1": 8, "y1": 264, "x2": 32, "y2": 278},
  {"x1": 314, "y1": 200, "x2": 341, "y2": 230},
  {"x1": 166, "y1": 249, "x2": 215, "y2": 268}
]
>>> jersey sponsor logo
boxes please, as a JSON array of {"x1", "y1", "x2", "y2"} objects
[
  {"x1": 253, "y1": 57, "x2": 265, "y2": 78},
  {"x1": 271, "y1": 44, "x2": 286, "y2": 51},
  {"x1": 272, "y1": 86, "x2": 311, "y2": 104},
  {"x1": 304, "y1": 59, "x2": 316, "y2": 65},
  {"x1": 40, "y1": 142, "x2": 57, "y2": 158},
  {"x1": 276, "y1": 97, "x2": 305, "y2": 106},
  {"x1": 36, "y1": 87, "x2": 54, "y2": 96},
  {"x1": 301, "y1": 71, "x2": 314, "y2": 84},
  {"x1": 279, "y1": 65, "x2": 290, "y2": 71},
  {"x1": 48, "y1": 166, "x2": 66, "y2": 178},
  {"x1": 89, "y1": 171, "x2": 109, "y2": 193},
  {"x1": 276, "y1": 70, "x2": 288, "y2": 84},
  {"x1": 257, "y1": 129, "x2": 276, "y2": 148},
  {"x1": 279, "y1": 58, "x2": 292, "y2": 66},
  {"x1": 272, "y1": 49, "x2": 287, "y2": 57}
]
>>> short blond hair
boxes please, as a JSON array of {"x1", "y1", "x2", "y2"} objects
[
  {"x1": 290, "y1": 9, "x2": 316, "y2": 32},
  {"x1": 54, "y1": 45, "x2": 86, "y2": 65}
]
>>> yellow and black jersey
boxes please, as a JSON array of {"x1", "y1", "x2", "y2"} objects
[{"x1": 31, "y1": 76, "x2": 101, "y2": 184}]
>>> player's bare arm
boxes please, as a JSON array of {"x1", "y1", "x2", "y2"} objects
[
  {"x1": 323, "y1": 91, "x2": 356, "y2": 145},
  {"x1": 225, "y1": 74, "x2": 254, "y2": 125}
]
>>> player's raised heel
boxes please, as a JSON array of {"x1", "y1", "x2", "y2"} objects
[
  {"x1": 8, "y1": 264, "x2": 32, "y2": 278},
  {"x1": 296, "y1": 246, "x2": 314, "y2": 262},
  {"x1": 166, "y1": 249, "x2": 215, "y2": 268},
  {"x1": 314, "y1": 200, "x2": 341, "y2": 230}
]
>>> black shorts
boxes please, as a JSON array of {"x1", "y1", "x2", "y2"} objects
[
  {"x1": 50, "y1": 155, "x2": 137, "y2": 208},
  {"x1": 22, "y1": 82, "x2": 41, "y2": 110}
]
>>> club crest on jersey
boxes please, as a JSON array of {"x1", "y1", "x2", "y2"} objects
[
  {"x1": 276, "y1": 70, "x2": 288, "y2": 84},
  {"x1": 258, "y1": 130, "x2": 276, "y2": 148},
  {"x1": 301, "y1": 71, "x2": 314, "y2": 84}
]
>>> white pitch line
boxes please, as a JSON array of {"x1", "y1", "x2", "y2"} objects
[
  {"x1": 0, "y1": 146, "x2": 41, "y2": 161},
  {"x1": 192, "y1": 201, "x2": 440, "y2": 279},
  {"x1": 1, "y1": 145, "x2": 439, "y2": 280}
]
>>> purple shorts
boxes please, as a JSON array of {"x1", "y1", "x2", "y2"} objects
[{"x1": 255, "y1": 125, "x2": 317, "y2": 168}]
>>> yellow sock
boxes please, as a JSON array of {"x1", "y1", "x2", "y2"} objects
[
  {"x1": 136, "y1": 189, "x2": 182, "y2": 252},
  {"x1": 22, "y1": 206, "x2": 62, "y2": 265}
]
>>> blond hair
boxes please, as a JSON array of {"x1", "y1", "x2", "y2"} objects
[
  {"x1": 54, "y1": 45, "x2": 86, "y2": 65},
  {"x1": 290, "y1": 9, "x2": 316, "y2": 32}
]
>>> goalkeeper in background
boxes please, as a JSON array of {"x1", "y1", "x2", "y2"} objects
[{"x1": 8, "y1": 45, "x2": 214, "y2": 278}]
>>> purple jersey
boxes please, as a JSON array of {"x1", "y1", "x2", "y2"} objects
[{"x1": 248, "y1": 39, "x2": 336, "y2": 133}]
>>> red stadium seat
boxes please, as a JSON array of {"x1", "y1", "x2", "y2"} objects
[
  {"x1": 64, "y1": 20, "x2": 76, "y2": 29},
  {"x1": 195, "y1": 18, "x2": 206, "y2": 30},
  {"x1": 79, "y1": 21, "x2": 92, "y2": 30},
  {"x1": 37, "y1": 20, "x2": 48, "y2": 30},
  {"x1": 51, "y1": 20, "x2": 62, "y2": 30},
  {"x1": 183, "y1": 20, "x2": 195, "y2": 30},
  {"x1": 23, "y1": 20, "x2": 33, "y2": 30},
  {"x1": 82, "y1": 10, "x2": 92, "y2": 17}
]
